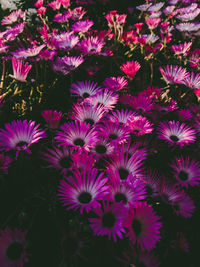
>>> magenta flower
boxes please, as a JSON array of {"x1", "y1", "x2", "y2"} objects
[
  {"x1": 71, "y1": 19, "x2": 94, "y2": 33},
  {"x1": 124, "y1": 202, "x2": 162, "y2": 251},
  {"x1": 159, "y1": 65, "x2": 189, "y2": 84},
  {"x1": 171, "y1": 42, "x2": 192, "y2": 55},
  {"x1": 170, "y1": 156, "x2": 200, "y2": 188},
  {"x1": 89, "y1": 201, "x2": 127, "y2": 242},
  {"x1": 108, "y1": 109, "x2": 137, "y2": 126},
  {"x1": 12, "y1": 44, "x2": 46, "y2": 58},
  {"x1": 58, "y1": 168, "x2": 110, "y2": 213},
  {"x1": 79, "y1": 37, "x2": 105, "y2": 55},
  {"x1": 0, "y1": 153, "x2": 12, "y2": 174},
  {"x1": 1, "y1": 9, "x2": 26, "y2": 25},
  {"x1": 70, "y1": 80, "x2": 103, "y2": 98},
  {"x1": 0, "y1": 120, "x2": 46, "y2": 155},
  {"x1": 121, "y1": 60, "x2": 141, "y2": 80},
  {"x1": 145, "y1": 18, "x2": 161, "y2": 30},
  {"x1": 41, "y1": 146, "x2": 74, "y2": 176},
  {"x1": 157, "y1": 120, "x2": 196, "y2": 147},
  {"x1": 0, "y1": 227, "x2": 28, "y2": 267},
  {"x1": 182, "y1": 72, "x2": 200, "y2": 90},
  {"x1": 176, "y1": 22, "x2": 200, "y2": 32},
  {"x1": 9, "y1": 58, "x2": 32, "y2": 82},
  {"x1": 103, "y1": 76, "x2": 128, "y2": 91},
  {"x1": 52, "y1": 56, "x2": 84, "y2": 75},
  {"x1": 71, "y1": 149, "x2": 95, "y2": 170},
  {"x1": 41, "y1": 110, "x2": 62, "y2": 129},
  {"x1": 55, "y1": 121, "x2": 98, "y2": 150},
  {"x1": 90, "y1": 138, "x2": 115, "y2": 160},
  {"x1": 127, "y1": 115, "x2": 154, "y2": 136},
  {"x1": 130, "y1": 96, "x2": 154, "y2": 113}
]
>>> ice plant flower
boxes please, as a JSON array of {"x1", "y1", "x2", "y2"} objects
[
  {"x1": 182, "y1": 72, "x2": 200, "y2": 90},
  {"x1": 1, "y1": 9, "x2": 26, "y2": 25},
  {"x1": 41, "y1": 146, "x2": 74, "y2": 176},
  {"x1": 170, "y1": 156, "x2": 200, "y2": 188},
  {"x1": 0, "y1": 227, "x2": 28, "y2": 266},
  {"x1": 90, "y1": 138, "x2": 115, "y2": 159},
  {"x1": 71, "y1": 149, "x2": 95, "y2": 170},
  {"x1": 127, "y1": 115, "x2": 154, "y2": 136},
  {"x1": 103, "y1": 76, "x2": 128, "y2": 91},
  {"x1": 12, "y1": 44, "x2": 46, "y2": 58},
  {"x1": 89, "y1": 201, "x2": 127, "y2": 242},
  {"x1": 0, "y1": 153, "x2": 12, "y2": 174},
  {"x1": 171, "y1": 42, "x2": 192, "y2": 55},
  {"x1": 175, "y1": 22, "x2": 200, "y2": 32},
  {"x1": 9, "y1": 58, "x2": 32, "y2": 82},
  {"x1": 159, "y1": 65, "x2": 189, "y2": 84},
  {"x1": 70, "y1": 80, "x2": 103, "y2": 98},
  {"x1": 58, "y1": 168, "x2": 110, "y2": 213},
  {"x1": 41, "y1": 110, "x2": 62, "y2": 129},
  {"x1": 71, "y1": 20, "x2": 94, "y2": 33},
  {"x1": 108, "y1": 109, "x2": 137, "y2": 126},
  {"x1": 55, "y1": 121, "x2": 98, "y2": 150},
  {"x1": 121, "y1": 60, "x2": 141, "y2": 80},
  {"x1": 0, "y1": 120, "x2": 46, "y2": 155},
  {"x1": 129, "y1": 96, "x2": 154, "y2": 113},
  {"x1": 78, "y1": 37, "x2": 105, "y2": 55},
  {"x1": 157, "y1": 120, "x2": 196, "y2": 147},
  {"x1": 124, "y1": 202, "x2": 162, "y2": 251}
]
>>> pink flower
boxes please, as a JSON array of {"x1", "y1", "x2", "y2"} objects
[
  {"x1": 9, "y1": 58, "x2": 32, "y2": 82},
  {"x1": 145, "y1": 18, "x2": 161, "y2": 30},
  {"x1": 41, "y1": 110, "x2": 62, "y2": 129},
  {"x1": 121, "y1": 60, "x2": 140, "y2": 80}
]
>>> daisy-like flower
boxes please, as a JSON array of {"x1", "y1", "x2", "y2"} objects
[
  {"x1": 182, "y1": 72, "x2": 200, "y2": 90},
  {"x1": 97, "y1": 121, "x2": 130, "y2": 146},
  {"x1": 163, "y1": 5, "x2": 176, "y2": 15},
  {"x1": 159, "y1": 65, "x2": 189, "y2": 85},
  {"x1": 148, "y1": 2, "x2": 164, "y2": 12},
  {"x1": 41, "y1": 146, "x2": 74, "y2": 176},
  {"x1": 51, "y1": 33, "x2": 79, "y2": 51},
  {"x1": 175, "y1": 22, "x2": 200, "y2": 32},
  {"x1": 89, "y1": 201, "x2": 127, "y2": 242},
  {"x1": 71, "y1": 19, "x2": 94, "y2": 33},
  {"x1": 1, "y1": 9, "x2": 26, "y2": 25},
  {"x1": 3, "y1": 22, "x2": 26, "y2": 41},
  {"x1": 108, "y1": 109, "x2": 137, "y2": 127},
  {"x1": 70, "y1": 80, "x2": 103, "y2": 98},
  {"x1": 142, "y1": 169, "x2": 161, "y2": 198},
  {"x1": 52, "y1": 56, "x2": 84, "y2": 75},
  {"x1": 141, "y1": 34, "x2": 159, "y2": 44},
  {"x1": 145, "y1": 18, "x2": 161, "y2": 30},
  {"x1": 70, "y1": 6, "x2": 87, "y2": 20},
  {"x1": 58, "y1": 168, "x2": 110, "y2": 213},
  {"x1": 85, "y1": 89, "x2": 118, "y2": 111},
  {"x1": 121, "y1": 60, "x2": 141, "y2": 80},
  {"x1": 127, "y1": 115, "x2": 154, "y2": 136},
  {"x1": 12, "y1": 44, "x2": 46, "y2": 58},
  {"x1": 176, "y1": 9, "x2": 200, "y2": 22},
  {"x1": 41, "y1": 110, "x2": 62, "y2": 129},
  {"x1": 106, "y1": 150, "x2": 145, "y2": 181},
  {"x1": 172, "y1": 193, "x2": 195, "y2": 218},
  {"x1": 103, "y1": 76, "x2": 128, "y2": 91},
  {"x1": 130, "y1": 96, "x2": 154, "y2": 113},
  {"x1": 9, "y1": 58, "x2": 32, "y2": 82},
  {"x1": 155, "y1": 100, "x2": 178, "y2": 114},
  {"x1": 71, "y1": 149, "x2": 95, "y2": 170},
  {"x1": 171, "y1": 42, "x2": 192, "y2": 55},
  {"x1": 48, "y1": 0, "x2": 61, "y2": 10},
  {"x1": 170, "y1": 156, "x2": 200, "y2": 187},
  {"x1": 124, "y1": 202, "x2": 162, "y2": 251},
  {"x1": 177, "y1": 3, "x2": 198, "y2": 14},
  {"x1": 90, "y1": 138, "x2": 115, "y2": 159},
  {"x1": 136, "y1": 4, "x2": 152, "y2": 12},
  {"x1": 69, "y1": 102, "x2": 105, "y2": 126},
  {"x1": 39, "y1": 49, "x2": 57, "y2": 61},
  {"x1": 0, "y1": 153, "x2": 12, "y2": 174},
  {"x1": 0, "y1": 227, "x2": 28, "y2": 267},
  {"x1": 138, "y1": 86, "x2": 162, "y2": 99},
  {"x1": 55, "y1": 121, "x2": 98, "y2": 150},
  {"x1": 177, "y1": 109, "x2": 193, "y2": 121},
  {"x1": 79, "y1": 37, "x2": 105, "y2": 55},
  {"x1": 0, "y1": 120, "x2": 46, "y2": 155},
  {"x1": 158, "y1": 182, "x2": 185, "y2": 206},
  {"x1": 157, "y1": 120, "x2": 196, "y2": 147},
  {"x1": 108, "y1": 170, "x2": 146, "y2": 207}
]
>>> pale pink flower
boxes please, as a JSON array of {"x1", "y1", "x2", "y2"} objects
[{"x1": 9, "y1": 58, "x2": 32, "y2": 82}]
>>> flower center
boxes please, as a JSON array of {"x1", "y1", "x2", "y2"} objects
[
  {"x1": 102, "y1": 212, "x2": 116, "y2": 228},
  {"x1": 114, "y1": 193, "x2": 127, "y2": 204},
  {"x1": 170, "y1": 135, "x2": 179, "y2": 142},
  {"x1": 59, "y1": 156, "x2": 72, "y2": 169},
  {"x1": 84, "y1": 118, "x2": 94, "y2": 126},
  {"x1": 15, "y1": 141, "x2": 28, "y2": 147},
  {"x1": 6, "y1": 242, "x2": 23, "y2": 261},
  {"x1": 78, "y1": 192, "x2": 92, "y2": 204},
  {"x1": 82, "y1": 92, "x2": 90, "y2": 98},
  {"x1": 109, "y1": 133, "x2": 118, "y2": 140},
  {"x1": 132, "y1": 219, "x2": 142, "y2": 236},
  {"x1": 95, "y1": 144, "x2": 107, "y2": 154},
  {"x1": 73, "y1": 138, "x2": 85, "y2": 147},
  {"x1": 178, "y1": 170, "x2": 189, "y2": 181},
  {"x1": 118, "y1": 167, "x2": 129, "y2": 180}
]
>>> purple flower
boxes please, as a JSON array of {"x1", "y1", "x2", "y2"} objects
[
  {"x1": 9, "y1": 58, "x2": 32, "y2": 82},
  {"x1": 159, "y1": 65, "x2": 189, "y2": 84},
  {"x1": 1, "y1": 9, "x2": 26, "y2": 25},
  {"x1": 69, "y1": 102, "x2": 105, "y2": 126},
  {"x1": 142, "y1": 169, "x2": 162, "y2": 198},
  {"x1": 176, "y1": 22, "x2": 200, "y2": 32},
  {"x1": 147, "y1": 2, "x2": 164, "y2": 12},
  {"x1": 108, "y1": 109, "x2": 137, "y2": 127},
  {"x1": 177, "y1": 109, "x2": 193, "y2": 121},
  {"x1": 79, "y1": 37, "x2": 105, "y2": 55},
  {"x1": 58, "y1": 168, "x2": 110, "y2": 213},
  {"x1": 53, "y1": 11, "x2": 71, "y2": 23},
  {"x1": 171, "y1": 42, "x2": 192, "y2": 55},
  {"x1": 70, "y1": 80, "x2": 103, "y2": 98},
  {"x1": 0, "y1": 120, "x2": 46, "y2": 155},
  {"x1": 130, "y1": 96, "x2": 154, "y2": 113},
  {"x1": 172, "y1": 193, "x2": 195, "y2": 218},
  {"x1": 176, "y1": 9, "x2": 200, "y2": 21},
  {"x1": 124, "y1": 202, "x2": 162, "y2": 251},
  {"x1": 55, "y1": 121, "x2": 98, "y2": 150},
  {"x1": 52, "y1": 56, "x2": 84, "y2": 75},
  {"x1": 182, "y1": 72, "x2": 200, "y2": 90},
  {"x1": 41, "y1": 146, "x2": 74, "y2": 176},
  {"x1": 49, "y1": 32, "x2": 79, "y2": 50},
  {"x1": 71, "y1": 149, "x2": 95, "y2": 170},
  {"x1": 89, "y1": 201, "x2": 127, "y2": 242},
  {"x1": 170, "y1": 156, "x2": 200, "y2": 187},
  {"x1": 41, "y1": 110, "x2": 62, "y2": 129},
  {"x1": 12, "y1": 44, "x2": 46, "y2": 59},
  {"x1": 103, "y1": 76, "x2": 128, "y2": 91},
  {"x1": 157, "y1": 120, "x2": 196, "y2": 147},
  {"x1": 127, "y1": 115, "x2": 154, "y2": 136},
  {"x1": 90, "y1": 138, "x2": 115, "y2": 159},
  {"x1": 3, "y1": 22, "x2": 26, "y2": 41},
  {"x1": 136, "y1": 4, "x2": 152, "y2": 11},
  {"x1": 71, "y1": 19, "x2": 94, "y2": 33}
]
